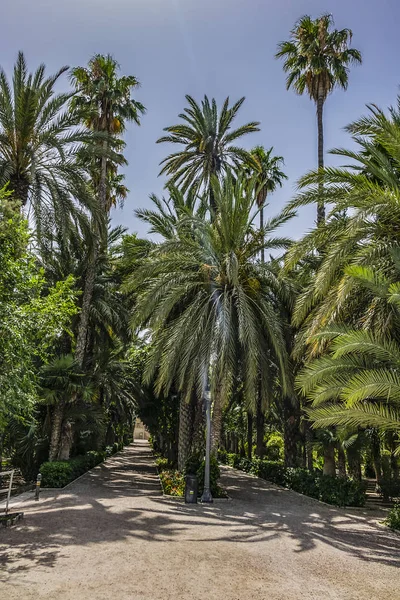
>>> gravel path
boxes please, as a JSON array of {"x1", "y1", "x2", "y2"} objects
[{"x1": 0, "y1": 441, "x2": 399, "y2": 599}]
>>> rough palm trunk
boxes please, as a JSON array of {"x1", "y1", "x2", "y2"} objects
[
  {"x1": 178, "y1": 398, "x2": 192, "y2": 471},
  {"x1": 371, "y1": 430, "x2": 383, "y2": 484},
  {"x1": 210, "y1": 390, "x2": 223, "y2": 456},
  {"x1": 49, "y1": 402, "x2": 64, "y2": 462},
  {"x1": 347, "y1": 446, "x2": 362, "y2": 481},
  {"x1": 283, "y1": 396, "x2": 299, "y2": 468},
  {"x1": 247, "y1": 412, "x2": 253, "y2": 460},
  {"x1": 191, "y1": 395, "x2": 205, "y2": 455},
  {"x1": 322, "y1": 445, "x2": 336, "y2": 477},
  {"x1": 260, "y1": 206, "x2": 265, "y2": 263},
  {"x1": 337, "y1": 445, "x2": 347, "y2": 478},
  {"x1": 316, "y1": 92, "x2": 325, "y2": 226},
  {"x1": 255, "y1": 402, "x2": 264, "y2": 458},
  {"x1": 9, "y1": 174, "x2": 30, "y2": 207},
  {"x1": 305, "y1": 421, "x2": 314, "y2": 471},
  {"x1": 59, "y1": 421, "x2": 73, "y2": 461}
]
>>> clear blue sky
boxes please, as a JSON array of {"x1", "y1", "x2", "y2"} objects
[{"x1": 2, "y1": 0, "x2": 399, "y2": 238}]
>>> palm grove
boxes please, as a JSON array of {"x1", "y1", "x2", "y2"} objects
[{"x1": 1, "y1": 15, "x2": 400, "y2": 509}]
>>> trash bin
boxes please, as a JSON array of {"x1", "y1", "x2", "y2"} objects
[{"x1": 184, "y1": 474, "x2": 198, "y2": 504}]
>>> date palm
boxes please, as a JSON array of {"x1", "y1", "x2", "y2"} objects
[
  {"x1": 284, "y1": 98, "x2": 400, "y2": 358},
  {"x1": 250, "y1": 146, "x2": 287, "y2": 262},
  {"x1": 276, "y1": 14, "x2": 361, "y2": 224},
  {"x1": 71, "y1": 54, "x2": 145, "y2": 366},
  {"x1": 157, "y1": 95, "x2": 260, "y2": 212},
  {"x1": 127, "y1": 175, "x2": 293, "y2": 454},
  {"x1": 0, "y1": 52, "x2": 94, "y2": 243}
]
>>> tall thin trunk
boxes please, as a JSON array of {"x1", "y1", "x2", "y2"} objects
[
  {"x1": 322, "y1": 445, "x2": 336, "y2": 477},
  {"x1": 75, "y1": 147, "x2": 108, "y2": 368},
  {"x1": 255, "y1": 401, "x2": 264, "y2": 458},
  {"x1": 337, "y1": 444, "x2": 347, "y2": 478},
  {"x1": 283, "y1": 396, "x2": 299, "y2": 468},
  {"x1": 305, "y1": 421, "x2": 314, "y2": 471},
  {"x1": 191, "y1": 395, "x2": 205, "y2": 455},
  {"x1": 178, "y1": 398, "x2": 192, "y2": 471},
  {"x1": 371, "y1": 430, "x2": 383, "y2": 484},
  {"x1": 260, "y1": 206, "x2": 265, "y2": 264},
  {"x1": 49, "y1": 402, "x2": 65, "y2": 462},
  {"x1": 247, "y1": 412, "x2": 253, "y2": 460},
  {"x1": 316, "y1": 93, "x2": 325, "y2": 226}
]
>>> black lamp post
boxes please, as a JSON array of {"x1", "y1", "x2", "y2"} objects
[{"x1": 201, "y1": 384, "x2": 213, "y2": 503}]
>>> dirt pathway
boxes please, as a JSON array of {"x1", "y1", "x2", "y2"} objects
[{"x1": 1, "y1": 441, "x2": 399, "y2": 599}]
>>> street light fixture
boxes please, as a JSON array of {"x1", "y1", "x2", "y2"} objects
[{"x1": 201, "y1": 383, "x2": 213, "y2": 503}]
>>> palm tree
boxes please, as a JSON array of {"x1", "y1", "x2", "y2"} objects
[
  {"x1": 0, "y1": 52, "x2": 94, "y2": 243},
  {"x1": 284, "y1": 98, "x2": 400, "y2": 356},
  {"x1": 70, "y1": 54, "x2": 145, "y2": 366},
  {"x1": 276, "y1": 14, "x2": 362, "y2": 224},
  {"x1": 157, "y1": 95, "x2": 260, "y2": 213},
  {"x1": 126, "y1": 175, "x2": 293, "y2": 457},
  {"x1": 250, "y1": 146, "x2": 287, "y2": 262}
]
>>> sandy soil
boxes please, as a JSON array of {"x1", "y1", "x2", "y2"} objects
[{"x1": 0, "y1": 441, "x2": 399, "y2": 600}]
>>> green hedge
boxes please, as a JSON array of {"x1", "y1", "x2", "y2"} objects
[
  {"x1": 219, "y1": 452, "x2": 366, "y2": 507},
  {"x1": 40, "y1": 445, "x2": 122, "y2": 488}
]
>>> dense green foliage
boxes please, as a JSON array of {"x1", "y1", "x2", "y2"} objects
[
  {"x1": 1, "y1": 16, "x2": 399, "y2": 531},
  {"x1": 384, "y1": 503, "x2": 400, "y2": 530},
  {"x1": 219, "y1": 453, "x2": 366, "y2": 507}
]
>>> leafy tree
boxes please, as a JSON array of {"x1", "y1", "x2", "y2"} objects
[
  {"x1": 0, "y1": 187, "x2": 78, "y2": 431},
  {"x1": 276, "y1": 14, "x2": 361, "y2": 224},
  {"x1": 157, "y1": 95, "x2": 260, "y2": 212}
]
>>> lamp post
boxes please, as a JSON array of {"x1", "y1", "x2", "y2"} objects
[{"x1": 201, "y1": 383, "x2": 213, "y2": 503}]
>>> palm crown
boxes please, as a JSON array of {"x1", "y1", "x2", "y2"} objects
[
  {"x1": 276, "y1": 14, "x2": 362, "y2": 102},
  {"x1": 157, "y1": 95, "x2": 260, "y2": 200}
]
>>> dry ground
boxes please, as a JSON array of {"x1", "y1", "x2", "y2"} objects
[{"x1": 0, "y1": 441, "x2": 399, "y2": 600}]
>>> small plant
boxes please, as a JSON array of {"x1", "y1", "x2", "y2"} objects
[
  {"x1": 384, "y1": 503, "x2": 400, "y2": 530},
  {"x1": 159, "y1": 470, "x2": 185, "y2": 496}
]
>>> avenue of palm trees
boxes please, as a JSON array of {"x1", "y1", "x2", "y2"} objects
[{"x1": 1, "y1": 14, "x2": 400, "y2": 517}]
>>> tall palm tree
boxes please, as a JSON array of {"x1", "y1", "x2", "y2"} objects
[
  {"x1": 284, "y1": 98, "x2": 400, "y2": 356},
  {"x1": 276, "y1": 14, "x2": 362, "y2": 224},
  {"x1": 250, "y1": 146, "x2": 287, "y2": 262},
  {"x1": 0, "y1": 52, "x2": 94, "y2": 243},
  {"x1": 70, "y1": 54, "x2": 145, "y2": 366},
  {"x1": 157, "y1": 95, "x2": 260, "y2": 213},
  {"x1": 126, "y1": 175, "x2": 293, "y2": 456}
]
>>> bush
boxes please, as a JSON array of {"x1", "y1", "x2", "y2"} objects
[
  {"x1": 159, "y1": 470, "x2": 185, "y2": 496},
  {"x1": 385, "y1": 502, "x2": 400, "y2": 530},
  {"x1": 186, "y1": 452, "x2": 225, "y2": 497},
  {"x1": 40, "y1": 450, "x2": 106, "y2": 487},
  {"x1": 378, "y1": 478, "x2": 400, "y2": 501},
  {"x1": 222, "y1": 453, "x2": 366, "y2": 507}
]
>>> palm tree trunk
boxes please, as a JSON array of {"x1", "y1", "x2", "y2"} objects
[
  {"x1": 178, "y1": 398, "x2": 192, "y2": 471},
  {"x1": 59, "y1": 421, "x2": 73, "y2": 461},
  {"x1": 210, "y1": 389, "x2": 223, "y2": 456},
  {"x1": 305, "y1": 420, "x2": 314, "y2": 471},
  {"x1": 49, "y1": 402, "x2": 64, "y2": 462},
  {"x1": 347, "y1": 446, "x2": 362, "y2": 481},
  {"x1": 75, "y1": 249, "x2": 97, "y2": 367},
  {"x1": 247, "y1": 412, "x2": 253, "y2": 460},
  {"x1": 322, "y1": 445, "x2": 336, "y2": 477},
  {"x1": 337, "y1": 444, "x2": 347, "y2": 478},
  {"x1": 255, "y1": 405, "x2": 264, "y2": 458},
  {"x1": 316, "y1": 93, "x2": 325, "y2": 226},
  {"x1": 283, "y1": 396, "x2": 299, "y2": 467},
  {"x1": 260, "y1": 206, "x2": 265, "y2": 263},
  {"x1": 371, "y1": 430, "x2": 383, "y2": 484}
]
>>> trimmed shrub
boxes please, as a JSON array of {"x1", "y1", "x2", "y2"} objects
[
  {"x1": 40, "y1": 450, "x2": 106, "y2": 488},
  {"x1": 221, "y1": 453, "x2": 366, "y2": 507},
  {"x1": 385, "y1": 502, "x2": 400, "y2": 530}
]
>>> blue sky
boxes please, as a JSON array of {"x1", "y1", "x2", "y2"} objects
[{"x1": 2, "y1": 0, "x2": 399, "y2": 238}]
